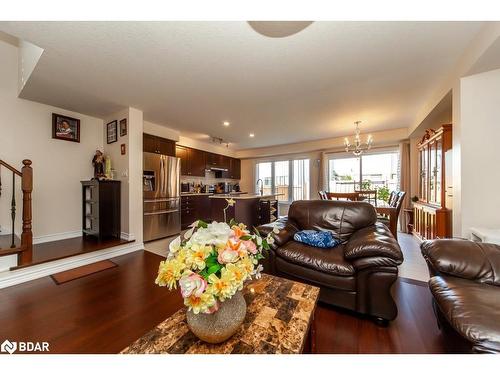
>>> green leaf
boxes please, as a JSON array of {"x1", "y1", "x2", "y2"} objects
[
  {"x1": 262, "y1": 239, "x2": 271, "y2": 251},
  {"x1": 197, "y1": 220, "x2": 208, "y2": 228},
  {"x1": 239, "y1": 235, "x2": 252, "y2": 241},
  {"x1": 207, "y1": 264, "x2": 222, "y2": 276},
  {"x1": 229, "y1": 218, "x2": 237, "y2": 227}
]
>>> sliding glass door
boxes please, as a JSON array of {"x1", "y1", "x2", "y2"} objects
[
  {"x1": 256, "y1": 159, "x2": 310, "y2": 203},
  {"x1": 328, "y1": 149, "x2": 399, "y2": 201}
]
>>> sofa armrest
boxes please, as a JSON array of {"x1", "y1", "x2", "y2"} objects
[
  {"x1": 256, "y1": 217, "x2": 299, "y2": 250},
  {"x1": 421, "y1": 239, "x2": 500, "y2": 285},
  {"x1": 344, "y1": 223, "x2": 403, "y2": 264}
]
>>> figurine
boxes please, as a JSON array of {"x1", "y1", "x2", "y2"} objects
[{"x1": 92, "y1": 150, "x2": 106, "y2": 179}]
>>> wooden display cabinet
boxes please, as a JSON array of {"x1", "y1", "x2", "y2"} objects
[{"x1": 413, "y1": 124, "x2": 452, "y2": 240}]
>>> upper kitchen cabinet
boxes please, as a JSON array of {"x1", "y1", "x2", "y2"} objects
[
  {"x1": 228, "y1": 158, "x2": 241, "y2": 179},
  {"x1": 206, "y1": 152, "x2": 230, "y2": 170},
  {"x1": 143, "y1": 133, "x2": 176, "y2": 156},
  {"x1": 176, "y1": 145, "x2": 206, "y2": 177}
]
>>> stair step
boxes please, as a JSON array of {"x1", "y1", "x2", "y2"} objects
[{"x1": 0, "y1": 234, "x2": 21, "y2": 250}]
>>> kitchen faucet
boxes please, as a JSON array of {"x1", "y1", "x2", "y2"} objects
[{"x1": 256, "y1": 179, "x2": 264, "y2": 196}]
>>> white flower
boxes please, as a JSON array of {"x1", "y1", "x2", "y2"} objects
[
  {"x1": 267, "y1": 236, "x2": 275, "y2": 245},
  {"x1": 254, "y1": 264, "x2": 264, "y2": 279},
  {"x1": 184, "y1": 226, "x2": 195, "y2": 240},
  {"x1": 189, "y1": 221, "x2": 232, "y2": 247},
  {"x1": 167, "y1": 236, "x2": 181, "y2": 259},
  {"x1": 272, "y1": 227, "x2": 280, "y2": 234},
  {"x1": 256, "y1": 235, "x2": 262, "y2": 246}
]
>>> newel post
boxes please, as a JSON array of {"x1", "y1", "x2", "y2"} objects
[{"x1": 20, "y1": 159, "x2": 33, "y2": 265}]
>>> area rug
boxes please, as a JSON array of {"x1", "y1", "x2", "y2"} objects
[{"x1": 50, "y1": 260, "x2": 118, "y2": 285}]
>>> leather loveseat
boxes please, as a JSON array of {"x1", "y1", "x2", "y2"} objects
[
  {"x1": 421, "y1": 239, "x2": 500, "y2": 353},
  {"x1": 257, "y1": 200, "x2": 403, "y2": 324}
]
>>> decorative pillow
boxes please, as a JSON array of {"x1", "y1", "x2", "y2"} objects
[{"x1": 293, "y1": 230, "x2": 341, "y2": 248}]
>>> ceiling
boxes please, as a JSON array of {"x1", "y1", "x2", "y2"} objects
[{"x1": 0, "y1": 21, "x2": 484, "y2": 149}]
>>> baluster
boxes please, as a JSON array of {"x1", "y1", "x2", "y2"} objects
[{"x1": 11, "y1": 172, "x2": 16, "y2": 248}]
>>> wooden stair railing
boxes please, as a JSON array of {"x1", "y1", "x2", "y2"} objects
[{"x1": 0, "y1": 159, "x2": 33, "y2": 265}]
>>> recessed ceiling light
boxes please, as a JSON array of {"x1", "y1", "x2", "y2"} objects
[
  {"x1": 223, "y1": 121, "x2": 230, "y2": 127},
  {"x1": 249, "y1": 133, "x2": 255, "y2": 138}
]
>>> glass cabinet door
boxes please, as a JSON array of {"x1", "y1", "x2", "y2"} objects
[
  {"x1": 429, "y1": 141, "x2": 437, "y2": 204},
  {"x1": 421, "y1": 145, "x2": 429, "y2": 202},
  {"x1": 435, "y1": 137, "x2": 442, "y2": 205}
]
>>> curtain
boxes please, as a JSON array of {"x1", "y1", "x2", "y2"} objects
[
  {"x1": 318, "y1": 152, "x2": 328, "y2": 197},
  {"x1": 398, "y1": 141, "x2": 411, "y2": 232}
]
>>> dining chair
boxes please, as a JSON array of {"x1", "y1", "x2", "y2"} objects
[
  {"x1": 318, "y1": 191, "x2": 328, "y2": 200},
  {"x1": 377, "y1": 191, "x2": 406, "y2": 239}
]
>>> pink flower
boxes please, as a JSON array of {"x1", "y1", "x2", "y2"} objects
[
  {"x1": 218, "y1": 248, "x2": 239, "y2": 264},
  {"x1": 242, "y1": 240, "x2": 258, "y2": 255},
  {"x1": 206, "y1": 300, "x2": 220, "y2": 314},
  {"x1": 179, "y1": 272, "x2": 207, "y2": 298}
]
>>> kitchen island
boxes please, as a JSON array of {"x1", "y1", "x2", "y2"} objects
[
  {"x1": 209, "y1": 193, "x2": 281, "y2": 228},
  {"x1": 180, "y1": 192, "x2": 282, "y2": 229}
]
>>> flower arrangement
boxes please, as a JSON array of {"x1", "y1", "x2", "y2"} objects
[{"x1": 155, "y1": 219, "x2": 278, "y2": 314}]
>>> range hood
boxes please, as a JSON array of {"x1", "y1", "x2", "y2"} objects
[{"x1": 208, "y1": 166, "x2": 228, "y2": 172}]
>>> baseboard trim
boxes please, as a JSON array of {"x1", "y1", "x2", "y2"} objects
[
  {"x1": 0, "y1": 241, "x2": 144, "y2": 289},
  {"x1": 33, "y1": 230, "x2": 82, "y2": 244},
  {"x1": 120, "y1": 232, "x2": 136, "y2": 241}
]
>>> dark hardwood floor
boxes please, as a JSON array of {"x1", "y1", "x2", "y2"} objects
[
  {"x1": 11, "y1": 236, "x2": 133, "y2": 270},
  {"x1": 0, "y1": 250, "x2": 465, "y2": 354}
]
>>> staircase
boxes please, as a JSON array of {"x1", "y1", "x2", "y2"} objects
[{"x1": 0, "y1": 159, "x2": 33, "y2": 267}]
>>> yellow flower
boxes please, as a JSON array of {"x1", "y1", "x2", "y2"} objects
[
  {"x1": 208, "y1": 271, "x2": 235, "y2": 301},
  {"x1": 184, "y1": 291, "x2": 216, "y2": 314},
  {"x1": 186, "y1": 243, "x2": 212, "y2": 270},
  {"x1": 225, "y1": 263, "x2": 248, "y2": 290},
  {"x1": 155, "y1": 259, "x2": 185, "y2": 289},
  {"x1": 238, "y1": 256, "x2": 255, "y2": 275}
]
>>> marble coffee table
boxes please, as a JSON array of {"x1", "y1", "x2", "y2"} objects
[{"x1": 121, "y1": 274, "x2": 319, "y2": 354}]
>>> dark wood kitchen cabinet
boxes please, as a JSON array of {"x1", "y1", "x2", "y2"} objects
[
  {"x1": 181, "y1": 195, "x2": 211, "y2": 229},
  {"x1": 176, "y1": 145, "x2": 206, "y2": 177},
  {"x1": 206, "y1": 152, "x2": 230, "y2": 169},
  {"x1": 228, "y1": 158, "x2": 241, "y2": 179},
  {"x1": 143, "y1": 133, "x2": 176, "y2": 156}
]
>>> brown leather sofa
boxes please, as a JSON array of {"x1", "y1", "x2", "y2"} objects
[
  {"x1": 257, "y1": 200, "x2": 403, "y2": 324},
  {"x1": 421, "y1": 239, "x2": 500, "y2": 353}
]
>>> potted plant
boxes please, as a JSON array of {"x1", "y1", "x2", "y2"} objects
[{"x1": 155, "y1": 219, "x2": 277, "y2": 343}]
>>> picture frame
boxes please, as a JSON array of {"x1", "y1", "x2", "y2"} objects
[
  {"x1": 120, "y1": 118, "x2": 127, "y2": 137},
  {"x1": 106, "y1": 120, "x2": 118, "y2": 144},
  {"x1": 121, "y1": 143, "x2": 126, "y2": 155},
  {"x1": 52, "y1": 113, "x2": 80, "y2": 143}
]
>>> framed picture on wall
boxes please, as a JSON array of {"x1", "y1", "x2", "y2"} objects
[
  {"x1": 106, "y1": 120, "x2": 118, "y2": 144},
  {"x1": 52, "y1": 113, "x2": 80, "y2": 143},
  {"x1": 120, "y1": 118, "x2": 127, "y2": 136}
]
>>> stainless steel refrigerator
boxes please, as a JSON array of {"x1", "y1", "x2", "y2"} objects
[{"x1": 143, "y1": 153, "x2": 181, "y2": 242}]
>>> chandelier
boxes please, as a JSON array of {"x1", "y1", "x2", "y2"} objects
[{"x1": 344, "y1": 121, "x2": 373, "y2": 156}]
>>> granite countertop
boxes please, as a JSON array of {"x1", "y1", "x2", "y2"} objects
[
  {"x1": 181, "y1": 192, "x2": 249, "y2": 197},
  {"x1": 120, "y1": 274, "x2": 319, "y2": 354},
  {"x1": 209, "y1": 193, "x2": 283, "y2": 200}
]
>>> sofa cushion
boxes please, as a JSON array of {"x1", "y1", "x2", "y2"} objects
[
  {"x1": 430, "y1": 275, "x2": 500, "y2": 353},
  {"x1": 293, "y1": 230, "x2": 341, "y2": 248},
  {"x1": 288, "y1": 200, "x2": 377, "y2": 242},
  {"x1": 276, "y1": 240, "x2": 355, "y2": 276}
]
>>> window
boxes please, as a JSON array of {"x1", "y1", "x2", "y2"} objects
[
  {"x1": 256, "y1": 159, "x2": 310, "y2": 203},
  {"x1": 328, "y1": 150, "x2": 399, "y2": 201}
]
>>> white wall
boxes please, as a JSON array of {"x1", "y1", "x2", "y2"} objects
[
  {"x1": 0, "y1": 40, "x2": 104, "y2": 241},
  {"x1": 458, "y1": 68, "x2": 500, "y2": 237},
  {"x1": 103, "y1": 108, "x2": 144, "y2": 242}
]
